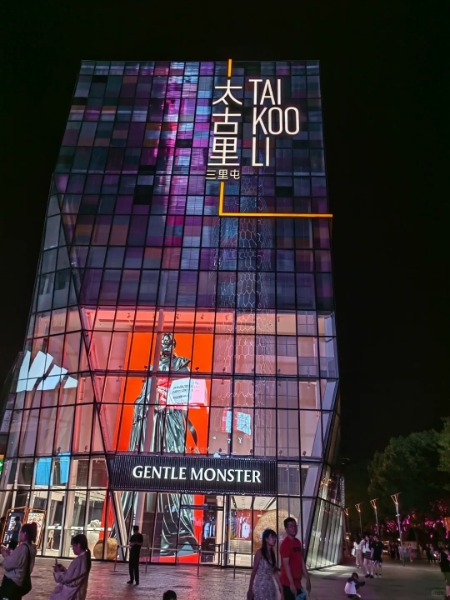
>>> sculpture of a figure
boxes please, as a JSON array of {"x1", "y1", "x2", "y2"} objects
[{"x1": 123, "y1": 333, "x2": 198, "y2": 557}]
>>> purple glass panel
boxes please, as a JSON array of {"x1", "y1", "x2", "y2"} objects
[
  {"x1": 62, "y1": 123, "x2": 81, "y2": 146},
  {"x1": 99, "y1": 270, "x2": 121, "y2": 303},
  {"x1": 316, "y1": 273, "x2": 334, "y2": 311},
  {"x1": 67, "y1": 175, "x2": 85, "y2": 194},
  {"x1": 119, "y1": 271, "x2": 140, "y2": 303},
  {"x1": 143, "y1": 248, "x2": 162, "y2": 269},
  {"x1": 296, "y1": 251, "x2": 314, "y2": 272},
  {"x1": 127, "y1": 214, "x2": 147, "y2": 246},
  {"x1": 115, "y1": 195, "x2": 132, "y2": 213},
  {"x1": 138, "y1": 271, "x2": 158, "y2": 304},
  {"x1": 313, "y1": 221, "x2": 331, "y2": 249},
  {"x1": 311, "y1": 177, "x2": 327, "y2": 196},
  {"x1": 178, "y1": 271, "x2": 198, "y2": 307},
  {"x1": 85, "y1": 175, "x2": 102, "y2": 193},
  {"x1": 170, "y1": 176, "x2": 188, "y2": 195},
  {"x1": 276, "y1": 273, "x2": 295, "y2": 309},
  {"x1": 106, "y1": 247, "x2": 125, "y2": 268},
  {"x1": 80, "y1": 269, "x2": 102, "y2": 303},
  {"x1": 102, "y1": 174, "x2": 119, "y2": 193},
  {"x1": 146, "y1": 215, "x2": 165, "y2": 246},
  {"x1": 78, "y1": 122, "x2": 97, "y2": 146},
  {"x1": 55, "y1": 174, "x2": 68, "y2": 193},
  {"x1": 296, "y1": 274, "x2": 316, "y2": 309}
]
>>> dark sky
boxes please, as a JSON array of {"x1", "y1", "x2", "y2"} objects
[{"x1": 1, "y1": 3, "x2": 448, "y2": 462}]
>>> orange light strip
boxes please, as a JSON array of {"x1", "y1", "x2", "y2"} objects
[
  {"x1": 227, "y1": 59, "x2": 233, "y2": 77},
  {"x1": 218, "y1": 182, "x2": 333, "y2": 218}
]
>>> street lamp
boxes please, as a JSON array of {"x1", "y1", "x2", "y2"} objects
[
  {"x1": 391, "y1": 493, "x2": 404, "y2": 564},
  {"x1": 355, "y1": 503, "x2": 363, "y2": 536},
  {"x1": 370, "y1": 498, "x2": 379, "y2": 535},
  {"x1": 344, "y1": 507, "x2": 350, "y2": 537}
]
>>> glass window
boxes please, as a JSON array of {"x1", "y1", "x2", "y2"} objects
[{"x1": 36, "y1": 407, "x2": 57, "y2": 455}]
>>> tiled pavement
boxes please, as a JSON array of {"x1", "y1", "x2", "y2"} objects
[{"x1": 3, "y1": 555, "x2": 446, "y2": 600}]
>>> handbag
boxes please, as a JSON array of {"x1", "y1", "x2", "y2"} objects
[
  {"x1": 19, "y1": 543, "x2": 32, "y2": 596},
  {"x1": 351, "y1": 548, "x2": 356, "y2": 557},
  {"x1": 0, "y1": 575, "x2": 23, "y2": 600}
]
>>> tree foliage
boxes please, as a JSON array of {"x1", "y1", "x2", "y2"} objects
[
  {"x1": 438, "y1": 417, "x2": 450, "y2": 483},
  {"x1": 367, "y1": 430, "x2": 450, "y2": 520}
]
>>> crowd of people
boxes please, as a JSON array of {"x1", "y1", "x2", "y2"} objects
[
  {"x1": 349, "y1": 532, "x2": 450, "y2": 599},
  {"x1": 0, "y1": 516, "x2": 449, "y2": 599}
]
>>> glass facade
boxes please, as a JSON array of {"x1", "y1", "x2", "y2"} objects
[{"x1": 0, "y1": 60, "x2": 343, "y2": 568}]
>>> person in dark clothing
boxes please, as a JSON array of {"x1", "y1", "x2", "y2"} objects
[
  {"x1": 127, "y1": 525, "x2": 144, "y2": 586},
  {"x1": 438, "y1": 546, "x2": 450, "y2": 600},
  {"x1": 370, "y1": 534, "x2": 384, "y2": 577}
]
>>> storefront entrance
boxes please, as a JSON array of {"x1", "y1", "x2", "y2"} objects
[{"x1": 114, "y1": 491, "x2": 277, "y2": 567}]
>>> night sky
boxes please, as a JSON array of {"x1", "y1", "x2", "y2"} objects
[{"x1": 1, "y1": 4, "x2": 448, "y2": 463}]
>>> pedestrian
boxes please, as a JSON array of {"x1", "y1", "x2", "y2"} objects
[
  {"x1": 361, "y1": 534, "x2": 373, "y2": 578},
  {"x1": 370, "y1": 534, "x2": 384, "y2": 577},
  {"x1": 9, "y1": 516, "x2": 22, "y2": 550},
  {"x1": 127, "y1": 524, "x2": 144, "y2": 586},
  {"x1": 425, "y1": 543, "x2": 434, "y2": 564},
  {"x1": 353, "y1": 535, "x2": 362, "y2": 568},
  {"x1": 247, "y1": 528, "x2": 282, "y2": 600},
  {"x1": 344, "y1": 572, "x2": 365, "y2": 598},
  {"x1": 0, "y1": 522, "x2": 37, "y2": 600},
  {"x1": 279, "y1": 517, "x2": 311, "y2": 600},
  {"x1": 163, "y1": 591, "x2": 177, "y2": 600},
  {"x1": 438, "y1": 545, "x2": 450, "y2": 600},
  {"x1": 50, "y1": 533, "x2": 91, "y2": 600}
]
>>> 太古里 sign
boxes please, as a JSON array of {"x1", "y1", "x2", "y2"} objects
[
  {"x1": 206, "y1": 67, "x2": 300, "y2": 182},
  {"x1": 206, "y1": 59, "x2": 333, "y2": 219}
]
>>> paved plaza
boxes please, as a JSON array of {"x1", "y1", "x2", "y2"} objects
[{"x1": 2, "y1": 555, "x2": 446, "y2": 600}]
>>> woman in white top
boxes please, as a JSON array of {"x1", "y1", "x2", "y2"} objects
[
  {"x1": 353, "y1": 535, "x2": 363, "y2": 568},
  {"x1": 0, "y1": 522, "x2": 37, "y2": 599},
  {"x1": 50, "y1": 533, "x2": 92, "y2": 600}
]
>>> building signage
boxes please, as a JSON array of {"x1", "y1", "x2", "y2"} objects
[
  {"x1": 206, "y1": 59, "x2": 333, "y2": 219},
  {"x1": 108, "y1": 453, "x2": 277, "y2": 495},
  {"x1": 207, "y1": 61, "x2": 300, "y2": 182}
]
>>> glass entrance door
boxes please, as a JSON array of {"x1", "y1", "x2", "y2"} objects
[{"x1": 228, "y1": 496, "x2": 277, "y2": 567}]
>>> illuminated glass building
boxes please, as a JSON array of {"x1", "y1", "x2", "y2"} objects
[{"x1": 0, "y1": 60, "x2": 343, "y2": 568}]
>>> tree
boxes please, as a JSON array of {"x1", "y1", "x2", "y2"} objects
[
  {"x1": 438, "y1": 417, "x2": 450, "y2": 486},
  {"x1": 367, "y1": 430, "x2": 450, "y2": 521}
]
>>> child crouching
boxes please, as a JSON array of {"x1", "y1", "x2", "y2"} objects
[{"x1": 344, "y1": 572, "x2": 365, "y2": 598}]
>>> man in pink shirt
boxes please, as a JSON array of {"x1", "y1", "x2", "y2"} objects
[{"x1": 280, "y1": 517, "x2": 311, "y2": 600}]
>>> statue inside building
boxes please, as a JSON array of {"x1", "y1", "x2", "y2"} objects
[{"x1": 123, "y1": 333, "x2": 198, "y2": 557}]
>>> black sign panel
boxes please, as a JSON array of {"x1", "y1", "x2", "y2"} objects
[
  {"x1": 3, "y1": 507, "x2": 27, "y2": 546},
  {"x1": 107, "y1": 454, "x2": 277, "y2": 495}
]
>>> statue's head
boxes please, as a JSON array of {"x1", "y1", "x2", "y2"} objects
[{"x1": 161, "y1": 333, "x2": 176, "y2": 354}]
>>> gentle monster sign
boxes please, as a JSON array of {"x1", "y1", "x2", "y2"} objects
[{"x1": 108, "y1": 454, "x2": 277, "y2": 495}]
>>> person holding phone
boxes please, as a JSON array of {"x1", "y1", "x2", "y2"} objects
[{"x1": 50, "y1": 533, "x2": 91, "y2": 600}]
